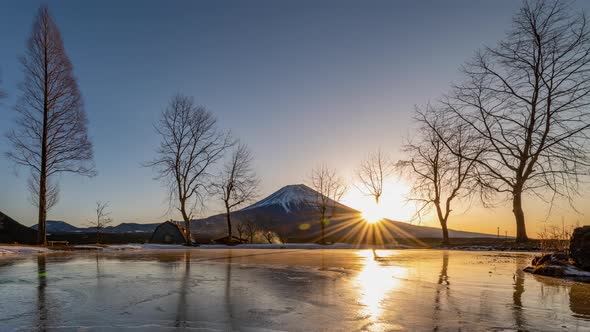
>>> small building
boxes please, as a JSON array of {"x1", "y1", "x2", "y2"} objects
[{"x1": 150, "y1": 221, "x2": 187, "y2": 244}]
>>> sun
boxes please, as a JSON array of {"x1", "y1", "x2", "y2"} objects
[
  {"x1": 342, "y1": 179, "x2": 415, "y2": 223},
  {"x1": 362, "y1": 204, "x2": 384, "y2": 223}
]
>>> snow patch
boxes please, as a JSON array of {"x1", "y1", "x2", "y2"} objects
[
  {"x1": 0, "y1": 246, "x2": 52, "y2": 255},
  {"x1": 241, "y1": 184, "x2": 323, "y2": 212},
  {"x1": 74, "y1": 244, "x2": 144, "y2": 251},
  {"x1": 564, "y1": 266, "x2": 590, "y2": 277}
]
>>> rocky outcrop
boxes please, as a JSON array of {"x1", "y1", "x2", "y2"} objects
[
  {"x1": 570, "y1": 226, "x2": 590, "y2": 271},
  {"x1": 524, "y1": 253, "x2": 590, "y2": 281},
  {"x1": 524, "y1": 253, "x2": 570, "y2": 277}
]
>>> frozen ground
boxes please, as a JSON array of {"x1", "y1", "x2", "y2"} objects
[
  {"x1": 0, "y1": 246, "x2": 52, "y2": 255},
  {"x1": 0, "y1": 249, "x2": 589, "y2": 331}
]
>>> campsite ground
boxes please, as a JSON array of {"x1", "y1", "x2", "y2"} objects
[{"x1": 1, "y1": 248, "x2": 589, "y2": 331}]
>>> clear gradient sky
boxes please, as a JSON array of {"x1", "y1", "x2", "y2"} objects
[{"x1": 1, "y1": 0, "x2": 589, "y2": 236}]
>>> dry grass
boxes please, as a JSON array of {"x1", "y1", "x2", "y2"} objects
[{"x1": 537, "y1": 222, "x2": 575, "y2": 253}]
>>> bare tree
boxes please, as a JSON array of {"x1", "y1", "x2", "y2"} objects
[
  {"x1": 398, "y1": 105, "x2": 482, "y2": 245},
  {"x1": 5, "y1": 6, "x2": 95, "y2": 245},
  {"x1": 441, "y1": 1, "x2": 590, "y2": 242},
  {"x1": 243, "y1": 219, "x2": 258, "y2": 243},
  {"x1": 236, "y1": 222, "x2": 246, "y2": 241},
  {"x1": 146, "y1": 94, "x2": 233, "y2": 245},
  {"x1": 216, "y1": 143, "x2": 259, "y2": 242},
  {"x1": 87, "y1": 201, "x2": 113, "y2": 244},
  {"x1": 309, "y1": 165, "x2": 347, "y2": 244},
  {"x1": 356, "y1": 149, "x2": 391, "y2": 204},
  {"x1": 27, "y1": 172, "x2": 59, "y2": 212}
]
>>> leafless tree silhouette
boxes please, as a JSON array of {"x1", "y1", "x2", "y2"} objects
[
  {"x1": 243, "y1": 219, "x2": 258, "y2": 244},
  {"x1": 399, "y1": 105, "x2": 482, "y2": 245},
  {"x1": 27, "y1": 173, "x2": 59, "y2": 212},
  {"x1": 146, "y1": 94, "x2": 233, "y2": 245},
  {"x1": 236, "y1": 222, "x2": 246, "y2": 241},
  {"x1": 310, "y1": 165, "x2": 347, "y2": 244},
  {"x1": 216, "y1": 143, "x2": 259, "y2": 242},
  {"x1": 5, "y1": 6, "x2": 95, "y2": 245},
  {"x1": 87, "y1": 201, "x2": 113, "y2": 244},
  {"x1": 440, "y1": 1, "x2": 590, "y2": 242},
  {"x1": 356, "y1": 149, "x2": 391, "y2": 204}
]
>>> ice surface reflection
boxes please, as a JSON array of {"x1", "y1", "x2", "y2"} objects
[
  {"x1": 356, "y1": 251, "x2": 407, "y2": 321},
  {"x1": 0, "y1": 249, "x2": 588, "y2": 331}
]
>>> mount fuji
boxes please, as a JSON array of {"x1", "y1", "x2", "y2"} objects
[{"x1": 190, "y1": 184, "x2": 494, "y2": 243}]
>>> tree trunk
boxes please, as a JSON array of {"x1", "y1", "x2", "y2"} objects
[
  {"x1": 320, "y1": 209, "x2": 326, "y2": 245},
  {"x1": 37, "y1": 23, "x2": 49, "y2": 246},
  {"x1": 180, "y1": 201, "x2": 192, "y2": 246},
  {"x1": 441, "y1": 221, "x2": 450, "y2": 245},
  {"x1": 225, "y1": 205, "x2": 232, "y2": 241},
  {"x1": 37, "y1": 184, "x2": 46, "y2": 245},
  {"x1": 512, "y1": 191, "x2": 528, "y2": 243},
  {"x1": 434, "y1": 201, "x2": 450, "y2": 245},
  {"x1": 37, "y1": 101, "x2": 48, "y2": 245}
]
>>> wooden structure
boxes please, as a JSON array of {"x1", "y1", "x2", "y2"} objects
[{"x1": 149, "y1": 221, "x2": 187, "y2": 244}]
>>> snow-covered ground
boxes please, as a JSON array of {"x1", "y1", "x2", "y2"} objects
[{"x1": 0, "y1": 246, "x2": 52, "y2": 255}]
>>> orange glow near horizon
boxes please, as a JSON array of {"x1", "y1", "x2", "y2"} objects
[{"x1": 343, "y1": 180, "x2": 416, "y2": 223}]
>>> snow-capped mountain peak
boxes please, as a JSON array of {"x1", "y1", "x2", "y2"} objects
[{"x1": 242, "y1": 184, "x2": 319, "y2": 213}]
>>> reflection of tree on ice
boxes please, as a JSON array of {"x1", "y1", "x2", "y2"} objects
[
  {"x1": 175, "y1": 252, "x2": 190, "y2": 328},
  {"x1": 37, "y1": 255, "x2": 48, "y2": 330},
  {"x1": 512, "y1": 257, "x2": 527, "y2": 330}
]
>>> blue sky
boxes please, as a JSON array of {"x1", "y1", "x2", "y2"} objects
[{"x1": 1, "y1": 1, "x2": 588, "y2": 234}]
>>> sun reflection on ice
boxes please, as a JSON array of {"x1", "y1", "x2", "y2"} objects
[{"x1": 355, "y1": 251, "x2": 408, "y2": 322}]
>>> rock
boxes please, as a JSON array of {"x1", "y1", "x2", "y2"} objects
[
  {"x1": 525, "y1": 253, "x2": 570, "y2": 277},
  {"x1": 533, "y1": 264, "x2": 567, "y2": 277},
  {"x1": 525, "y1": 252, "x2": 590, "y2": 281},
  {"x1": 570, "y1": 226, "x2": 590, "y2": 271}
]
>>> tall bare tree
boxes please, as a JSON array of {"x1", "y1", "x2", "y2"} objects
[
  {"x1": 87, "y1": 201, "x2": 113, "y2": 244},
  {"x1": 356, "y1": 149, "x2": 391, "y2": 204},
  {"x1": 216, "y1": 143, "x2": 259, "y2": 242},
  {"x1": 6, "y1": 6, "x2": 95, "y2": 245},
  {"x1": 147, "y1": 94, "x2": 233, "y2": 245},
  {"x1": 399, "y1": 106, "x2": 482, "y2": 245},
  {"x1": 310, "y1": 165, "x2": 347, "y2": 244},
  {"x1": 441, "y1": 0, "x2": 590, "y2": 242}
]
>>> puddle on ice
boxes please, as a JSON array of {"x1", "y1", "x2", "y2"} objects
[{"x1": 0, "y1": 249, "x2": 589, "y2": 331}]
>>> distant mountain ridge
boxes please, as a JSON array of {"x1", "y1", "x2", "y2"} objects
[
  {"x1": 31, "y1": 220, "x2": 159, "y2": 234},
  {"x1": 23, "y1": 184, "x2": 495, "y2": 243}
]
